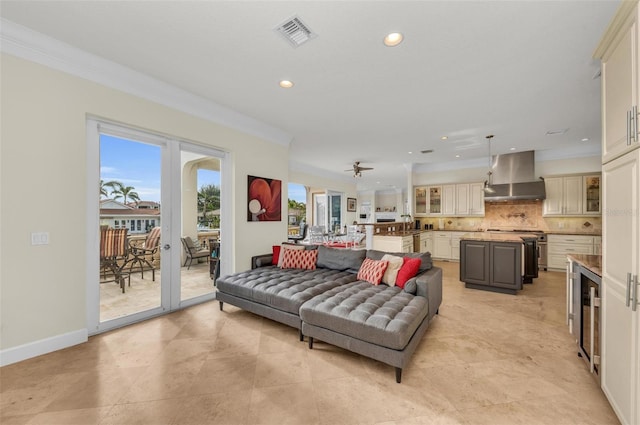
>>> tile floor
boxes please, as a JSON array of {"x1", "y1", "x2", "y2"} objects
[{"x1": 0, "y1": 261, "x2": 620, "y2": 424}]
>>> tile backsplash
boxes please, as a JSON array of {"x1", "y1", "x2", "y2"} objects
[{"x1": 418, "y1": 200, "x2": 601, "y2": 234}]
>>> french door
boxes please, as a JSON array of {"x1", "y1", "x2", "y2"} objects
[
  {"x1": 86, "y1": 119, "x2": 229, "y2": 334},
  {"x1": 312, "y1": 190, "x2": 343, "y2": 232}
]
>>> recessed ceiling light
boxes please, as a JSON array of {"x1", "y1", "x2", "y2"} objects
[
  {"x1": 408, "y1": 151, "x2": 413, "y2": 154},
  {"x1": 455, "y1": 154, "x2": 460, "y2": 158},
  {"x1": 279, "y1": 80, "x2": 294, "y2": 88},
  {"x1": 441, "y1": 136, "x2": 448, "y2": 140},
  {"x1": 581, "y1": 138, "x2": 589, "y2": 142},
  {"x1": 510, "y1": 147, "x2": 516, "y2": 151},
  {"x1": 383, "y1": 32, "x2": 403, "y2": 47}
]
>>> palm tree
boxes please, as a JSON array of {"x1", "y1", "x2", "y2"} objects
[
  {"x1": 198, "y1": 184, "x2": 221, "y2": 227},
  {"x1": 106, "y1": 181, "x2": 140, "y2": 205},
  {"x1": 100, "y1": 180, "x2": 109, "y2": 198}
]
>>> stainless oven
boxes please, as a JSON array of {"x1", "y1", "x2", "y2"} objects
[{"x1": 537, "y1": 233, "x2": 547, "y2": 271}]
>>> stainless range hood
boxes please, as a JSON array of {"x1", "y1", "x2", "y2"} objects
[{"x1": 483, "y1": 151, "x2": 546, "y2": 201}]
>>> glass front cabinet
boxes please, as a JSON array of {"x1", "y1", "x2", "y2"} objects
[
  {"x1": 414, "y1": 185, "x2": 442, "y2": 216},
  {"x1": 583, "y1": 175, "x2": 601, "y2": 214}
]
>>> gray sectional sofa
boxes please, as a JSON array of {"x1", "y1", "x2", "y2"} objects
[{"x1": 216, "y1": 245, "x2": 442, "y2": 383}]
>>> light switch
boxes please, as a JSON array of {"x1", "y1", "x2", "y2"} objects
[{"x1": 31, "y1": 232, "x2": 50, "y2": 245}]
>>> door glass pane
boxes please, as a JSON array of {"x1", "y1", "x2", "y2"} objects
[
  {"x1": 329, "y1": 193, "x2": 342, "y2": 233},
  {"x1": 180, "y1": 151, "x2": 221, "y2": 302},
  {"x1": 99, "y1": 135, "x2": 162, "y2": 322},
  {"x1": 313, "y1": 193, "x2": 326, "y2": 228}
]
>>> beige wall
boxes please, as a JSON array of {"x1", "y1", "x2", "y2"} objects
[{"x1": 0, "y1": 54, "x2": 288, "y2": 351}]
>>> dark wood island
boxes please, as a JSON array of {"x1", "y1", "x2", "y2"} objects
[{"x1": 459, "y1": 232, "x2": 529, "y2": 295}]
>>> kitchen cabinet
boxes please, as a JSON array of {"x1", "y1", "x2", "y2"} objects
[
  {"x1": 414, "y1": 183, "x2": 485, "y2": 217},
  {"x1": 460, "y1": 240, "x2": 523, "y2": 295},
  {"x1": 433, "y1": 232, "x2": 451, "y2": 259},
  {"x1": 595, "y1": 3, "x2": 640, "y2": 422},
  {"x1": 584, "y1": 175, "x2": 602, "y2": 214},
  {"x1": 543, "y1": 174, "x2": 602, "y2": 216},
  {"x1": 547, "y1": 234, "x2": 594, "y2": 270},
  {"x1": 450, "y1": 231, "x2": 466, "y2": 260},
  {"x1": 594, "y1": 236, "x2": 602, "y2": 255},
  {"x1": 469, "y1": 182, "x2": 486, "y2": 215},
  {"x1": 455, "y1": 184, "x2": 469, "y2": 215},
  {"x1": 415, "y1": 187, "x2": 427, "y2": 215},
  {"x1": 372, "y1": 235, "x2": 414, "y2": 253},
  {"x1": 419, "y1": 231, "x2": 433, "y2": 254},
  {"x1": 601, "y1": 149, "x2": 640, "y2": 425},
  {"x1": 442, "y1": 185, "x2": 456, "y2": 215},
  {"x1": 428, "y1": 186, "x2": 442, "y2": 215},
  {"x1": 597, "y1": 1, "x2": 639, "y2": 164}
]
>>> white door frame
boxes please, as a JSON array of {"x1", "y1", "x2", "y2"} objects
[{"x1": 86, "y1": 118, "x2": 231, "y2": 335}]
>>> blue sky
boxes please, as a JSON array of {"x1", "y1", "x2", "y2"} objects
[{"x1": 101, "y1": 134, "x2": 305, "y2": 204}]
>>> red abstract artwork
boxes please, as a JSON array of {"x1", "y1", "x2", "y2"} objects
[{"x1": 247, "y1": 175, "x2": 282, "y2": 221}]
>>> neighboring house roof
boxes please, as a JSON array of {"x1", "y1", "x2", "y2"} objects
[
  {"x1": 101, "y1": 209, "x2": 160, "y2": 217},
  {"x1": 127, "y1": 200, "x2": 160, "y2": 209},
  {"x1": 100, "y1": 199, "x2": 133, "y2": 210},
  {"x1": 100, "y1": 199, "x2": 161, "y2": 216}
]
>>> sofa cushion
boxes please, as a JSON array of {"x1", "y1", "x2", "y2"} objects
[
  {"x1": 367, "y1": 249, "x2": 433, "y2": 272},
  {"x1": 272, "y1": 245, "x2": 281, "y2": 265},
  {"x1": 277, "y1": 244, "x2": 305, "y2": 267},
  {"x1": 299, "y1": 281, "x2": 429, "y2": 350},
  {"x1": 357, "y1": 258, "x2": 389, "y2": 285},
  {"x1": 281, "y1": 249, "x2": 318, "y2": 270},
  {"x1": 381, "y1": 254, "x2": 403, "y2": 286},
  {"x1": 216, "y1": 267, "x2": 358, "y2": 314},
  {"x1": 316, "y1": 245, "x2": 366, "y2": 273},
  {"x1": 396, "y1": 257, "x2": 421, "y2": 288}
]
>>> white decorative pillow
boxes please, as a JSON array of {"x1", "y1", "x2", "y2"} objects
[
  {"x1": 277, "y1": 244, "x2": 305, "y2": 267},
  {"x1": 381, "y1": 254, "x2": 404, "y2": 286}
]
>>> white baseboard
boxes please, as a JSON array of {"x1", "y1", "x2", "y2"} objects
[{"x1": 0, "y1": 328, "x2": 88, "y2": 367}]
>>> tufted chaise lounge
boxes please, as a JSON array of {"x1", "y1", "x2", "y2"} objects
[{"x1": 216, "y1": 245, "x2": 442, "y2": 382}]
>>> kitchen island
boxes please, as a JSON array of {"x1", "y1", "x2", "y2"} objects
[{"x1": 459, "y1": 232, "x2": 532, "y2": 295}]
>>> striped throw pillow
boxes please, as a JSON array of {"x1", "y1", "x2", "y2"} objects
[{"x1": 357, "y1": 257, "x2": 389, "y2": 285}]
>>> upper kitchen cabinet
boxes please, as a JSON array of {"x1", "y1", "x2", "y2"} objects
[
  {"x1": 415, "y1": 187, "x2": 427, "y2": 215},
  {"x1": 469, "y1": 182, "x2": 486, "y2": 216},
  {"x1": 596, "y1": 1, "x2": 639, "y2": 164},
  {"x1": 414, "y1": 183, "x2": 484, "y2": 217},
  {"x1": 543, "y1": 174, "x2": 601, "y2": 216}
]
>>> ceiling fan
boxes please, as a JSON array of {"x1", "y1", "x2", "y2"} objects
[{"x1": 345, "y1": 161, "x2": 373, "y2": 177}]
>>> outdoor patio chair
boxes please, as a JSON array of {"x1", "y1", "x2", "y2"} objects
[
  {"x1": 100, "y1": 227, "x2": 129, "y2": 293},
  {"x1": 308, "y1": 225, "x2": 326, "y2": 244},
  {"x1": 126, "y1": 226, "x2": 161, "y2": 281},
  {"x1": 287, "y1": 222, "x2": 308, "y2": 244},
  {"x1": 181, "y1": 236, "x2": 210, "y2": 270}
]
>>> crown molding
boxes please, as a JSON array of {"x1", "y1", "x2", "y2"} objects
[
  {"x1": 0, "y1": 18, "x2": 293, "y2": 147},
  {"x1": 593, "y1": 0, "x2": 637, "y2": 59}
]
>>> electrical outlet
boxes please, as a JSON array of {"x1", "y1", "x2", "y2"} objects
[
  {"x1": 31, "y1": 232, "x2": 49, "y2": 245},
  {"x1": 558, "y1": 222, "x2": 564, "y2": 229}
]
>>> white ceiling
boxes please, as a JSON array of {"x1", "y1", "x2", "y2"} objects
[{"x1": 0, "y1": 1, "x2": 621, "y2": 191}]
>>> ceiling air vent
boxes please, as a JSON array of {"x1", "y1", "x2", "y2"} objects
[
  {"x1": 274, "y1": 15, "x2": 317, "y2": 48},
  {"x1": 421, "y1": 149, "x2": 434, "y2": 154}
]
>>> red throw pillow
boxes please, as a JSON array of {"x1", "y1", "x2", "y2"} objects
[
  {"x1": 272, "y1": 245, "x2": 281, "y2": 266},
  {"x1": 357, "y1": 258, "x2": 389, "y2": 285},
  {"x1": 281, "y1": 249, "x2": 318, "y2": 270},
  {"x1": 396, "y1": 257, "x2": 421, "y2": 288}
]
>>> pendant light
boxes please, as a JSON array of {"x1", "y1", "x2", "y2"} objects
[{"x1": 483, "y1": 134, "x2": 495, "y2": 193}]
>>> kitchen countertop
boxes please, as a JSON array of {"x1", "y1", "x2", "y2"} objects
[
  {"x1": 373, "y1": 231, "x2": 422, "y2": 237},
  {"x1": 460, "y1": 232, "x2": 535, "y2": 243},
  {"x1": 567, "y1": 254, "x2": 602, "y2": 277},
  {"x1": 546, "y1": 230, "x2": 602, "y2": 236}
]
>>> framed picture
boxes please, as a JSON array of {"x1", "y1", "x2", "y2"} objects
[
  {"x1": 347, "y1": 197, "x2": 357, "y2": 212},
  {"x1": 247, "y1": 175, "x2": 282, "y2": 221}
]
